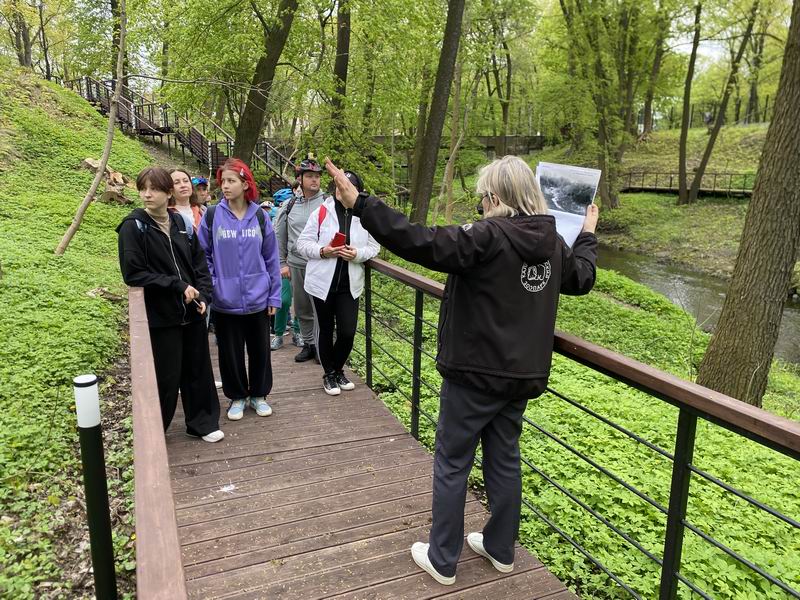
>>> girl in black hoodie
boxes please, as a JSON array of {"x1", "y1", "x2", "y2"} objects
[{"x1": 117, "y1": 167, "x2": 223, "y2": 442}]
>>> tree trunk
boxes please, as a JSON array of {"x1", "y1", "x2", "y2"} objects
[
  {"x1": 444, "y1": 69, "x2": 481, "y2": 223},
  {"x1": 642, "y1": 4, "x2": 668, "y2": 135},
  {"x1": 490, "y1": 28, "x2": 512, "y2": 156},
  {"x1": 37, "y1": 1, "x2": 52, "y2": 79},
  {"x1": 110, "y1": 0, "x2": 128, "y2": 87},
  {"x1": 409, "y1": 65, "x2": 432, "y2": 202},
  {"x1": 55, "y1": 0, "x2": 126, "y2": 255},
  {"x1": 10, "y1": 0, "x2": 33, "y2": 68},
  {"x1": 160, "y1": 23, "x2": 169, "y2": 90},
  {"x1": 330, "y1": 0, "x2": 350, "y2": 150},
  {"x1": 688, "y1": 1, "x2": 758, "y2": 203},
  {"x1": 409, "y1": 0, "x2": 466, "y2": 225},
  {"x1": 678, "y1": 3, "x2": 702, "y2": 205},
  {"x1": 746, "y1": 17, "x2": 767, "y2": 123},
  {"x1": 234, "y1": 0, "x2": 298, "y2": 165},
  {"x1": 696, "y1": 0, "x2": 800, "y2": 406},
  {"x1": 361, "y1": 57, "x2": 376, "y2": 134}
]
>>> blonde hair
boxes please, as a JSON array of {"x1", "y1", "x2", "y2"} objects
[{"x1": 475, "y1": 155, "x2": 548, "y2": 218}]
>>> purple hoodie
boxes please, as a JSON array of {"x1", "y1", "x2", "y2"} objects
[{"x1": 198, "y1": 199, "x2": 281, "y2": 315}]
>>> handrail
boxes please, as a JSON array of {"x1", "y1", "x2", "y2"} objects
[
  {"x1": 365, "y1": 257, "x2": 800, "y2": 460},
  {"x1": 128, "y1": 288, "x2": 188, "y2": 599}
]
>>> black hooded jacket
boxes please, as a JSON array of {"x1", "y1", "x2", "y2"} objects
[
  {"x1": 116, "y1": 208, "x2": 212, "y2": 328},
  {"x1": 353, "y1": 195, "x2": 597, "y2": 398}
]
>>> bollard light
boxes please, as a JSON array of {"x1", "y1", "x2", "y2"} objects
[{"x1": 74, "y1": 374, "x2": 118, "y2": 600}]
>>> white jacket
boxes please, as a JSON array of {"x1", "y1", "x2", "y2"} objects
[{"x1": 296, "y1": 197, "x2": 380, "y2": 301}]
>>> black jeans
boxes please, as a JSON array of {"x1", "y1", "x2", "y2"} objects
[
  {"x1": 149, "y1": 319, "x2": 220, "y2": 435},
  {"x1": 428, "y1": 378, "x2": 528, "y2": 577},
  {"x1": 214, "y1": 311, "x2": 273, "y2": 399},
  {"x1": 312, "y1": 291, "x2": 359, "y2": 374}
]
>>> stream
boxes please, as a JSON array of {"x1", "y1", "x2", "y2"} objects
[{"x1": 596, "y1": 245, "x2": 800, "y2": 365}]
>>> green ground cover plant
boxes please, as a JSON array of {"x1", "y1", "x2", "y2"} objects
[
  {"x1": 0, "y1": 62, "x2": 150, "y2": 597},
  {"x1": 351, "y1": 254, "x2": 800, "y2": 599}
]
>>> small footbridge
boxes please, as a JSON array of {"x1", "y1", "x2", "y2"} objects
[{"x1": 128, "y1": 259, "x2": 800, "y2": 599}]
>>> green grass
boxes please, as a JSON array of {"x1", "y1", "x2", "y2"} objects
[
  {"x1": 0, "y1": 61, "x2": 150, "y2": 597},
  {"x1": 350, "y1": 254, "x2": 800, "y2": 599},
  {"x1": 525, "y1": 124, "x2": 768, "y2": 176}
]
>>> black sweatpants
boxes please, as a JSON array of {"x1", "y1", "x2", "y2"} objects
[
  {"x1": 312, "y1": 291, "x2": 359, "y2": 374},
  {"x1": 149, "y1": 319, "x2": 220, "y2": 436},
  {"x1": 428, "y1": 378, "x2": 528, "y2": 577},
  {"x1": 214, "y1": 310, "x2": 272, "y2": 400}
]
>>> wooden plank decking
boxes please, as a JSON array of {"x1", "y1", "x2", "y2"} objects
[{"x1": 165, "y1": 334, "x2": 575, "y2": 599}]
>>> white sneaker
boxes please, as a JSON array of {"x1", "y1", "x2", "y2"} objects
[
  {"x1": 410, "y1": 542, "x2": 455, "y2": 585},
  {"x1": 227, "y1": 399, "x2": 247, "y2": 420},
  {"x1": 249, "y1": 396, "x2": 273, "y2": 417},
  {"x1": 201, "y1": 430, "x2": 225, "y2": 443},
  {"x1": 466, "y1": 532, "x2": 513, "y2": 573},
  {"x1": 215, "y1": 380, "x2": 223, "y2": 389}
]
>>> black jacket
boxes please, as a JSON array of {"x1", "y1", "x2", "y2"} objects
[
  {"x1": 354, "y1": 196, "x2": 597, "y2": 398},
  {"x1": 116, "y1": 208, "x2": 213, "y2": 328}
]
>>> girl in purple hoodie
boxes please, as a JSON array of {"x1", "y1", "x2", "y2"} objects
[{"x1": 199, "y1": 159, "x2": 282, "y2": 421}]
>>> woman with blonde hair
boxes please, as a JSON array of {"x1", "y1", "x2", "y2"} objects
[{"x1": 325, "y1": 155, "x2": 599, "y2": 585}]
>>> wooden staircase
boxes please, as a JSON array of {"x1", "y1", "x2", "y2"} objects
[{"x1": 63, "y1": 77, "x2": 293, "y2": 188}]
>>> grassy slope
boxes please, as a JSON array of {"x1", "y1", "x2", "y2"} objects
[
  {"x1": 0, "y1": 63, "x2": 150, "y2": 597},
  {"x1": 527, "y1": 124, "x2": 768, "y2": 175},
  {"x1": 353, "y1": 258, "x2": 799, "y2": 599}
]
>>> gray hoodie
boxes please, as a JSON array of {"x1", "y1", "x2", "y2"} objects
[{"x1": 275, "y1": 190, "x2": 328, "y2": 269}]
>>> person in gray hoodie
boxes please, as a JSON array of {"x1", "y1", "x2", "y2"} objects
[{"x1": 275, "y1": 157, "x2": 330, "y2": 362}]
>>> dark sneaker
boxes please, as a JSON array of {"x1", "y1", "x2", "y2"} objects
[
  {"x1": 323, "y1": 373, "x2": 341, "y2": 396},
  {"x1": 295, "y1": 344, "x2": 317, "y2": 362},
  {"x1": 335, "y1": 371, "x2": 355, "y2": 391}
]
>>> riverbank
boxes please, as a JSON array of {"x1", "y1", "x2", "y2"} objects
[{"x1": 599, "y1": 192, "x2": 800, "y2": 295}]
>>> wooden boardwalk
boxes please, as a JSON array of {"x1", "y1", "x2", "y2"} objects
[{"x1": 165, "y1": 334, "x2": 575, "y2": 599}]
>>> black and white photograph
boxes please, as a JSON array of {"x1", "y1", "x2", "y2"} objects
[{"x1": 536, "y1": 162, "x2": 601, "y2": 246}]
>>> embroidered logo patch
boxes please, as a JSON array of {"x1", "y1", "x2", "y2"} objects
[
  {"x1": 520, "y1": 261, "x2": 551, "y2": 293},
  {"x1": 461, "y1": 223, "x2": 473, "y2": 231}
]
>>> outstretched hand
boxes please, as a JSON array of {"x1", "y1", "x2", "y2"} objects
[{"x1": 325, "y1": 158, "x2": 358, "y2": 208}]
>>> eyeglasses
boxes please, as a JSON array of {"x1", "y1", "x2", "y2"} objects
[{"x1": 475, "y1": 191, "x2": 491, "y2": 216}]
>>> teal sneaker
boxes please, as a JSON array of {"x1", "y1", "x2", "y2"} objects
[
  {"x1": 249, "y1": 396, "x2": 272, "y2": 417},
  {"x1": 227, "y1": 399, "x2": 247, "y2": 421}
]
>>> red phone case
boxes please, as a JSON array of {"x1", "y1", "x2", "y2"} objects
[{"x1": 331, "y1": 232, "x2": 347, "y2": 247}]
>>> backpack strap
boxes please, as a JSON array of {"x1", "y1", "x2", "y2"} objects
[
  {"x1": 256, "y1": 206, "x2": 266, "y2": 232},
  {"x1": 170, "y1": 210, "x2": 194, "y2": 240},
  {"x1": 284, "y1": 197, "x2": 297, "y2": 217},
  {"x1": 317, "y1": 205, "x2": 327, "y2": 240}
]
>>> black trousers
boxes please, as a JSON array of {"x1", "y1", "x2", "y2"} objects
[
  {"x1": 214, "y1": 311, "x2": 272, "y2": 400},
  {"x1": 428, "y1": 378, "x2": 528, "y2": 577},
  {"x1": 312, "y1": 291, "x2": 359, "y2": 374},
  {"x1": 149, "y1": 319, "x2": 220, "y2": 436}
]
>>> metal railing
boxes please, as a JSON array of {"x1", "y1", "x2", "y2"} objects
[
  {"x1": 621, "y1": 171, "x2": 755, "y2": 197},
  {"x1": 355, "y1": 257, "x2": 800, "y2": 599},
  {"x1": 128, "y1": 288, "x2": 188, "y2": 599}
]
